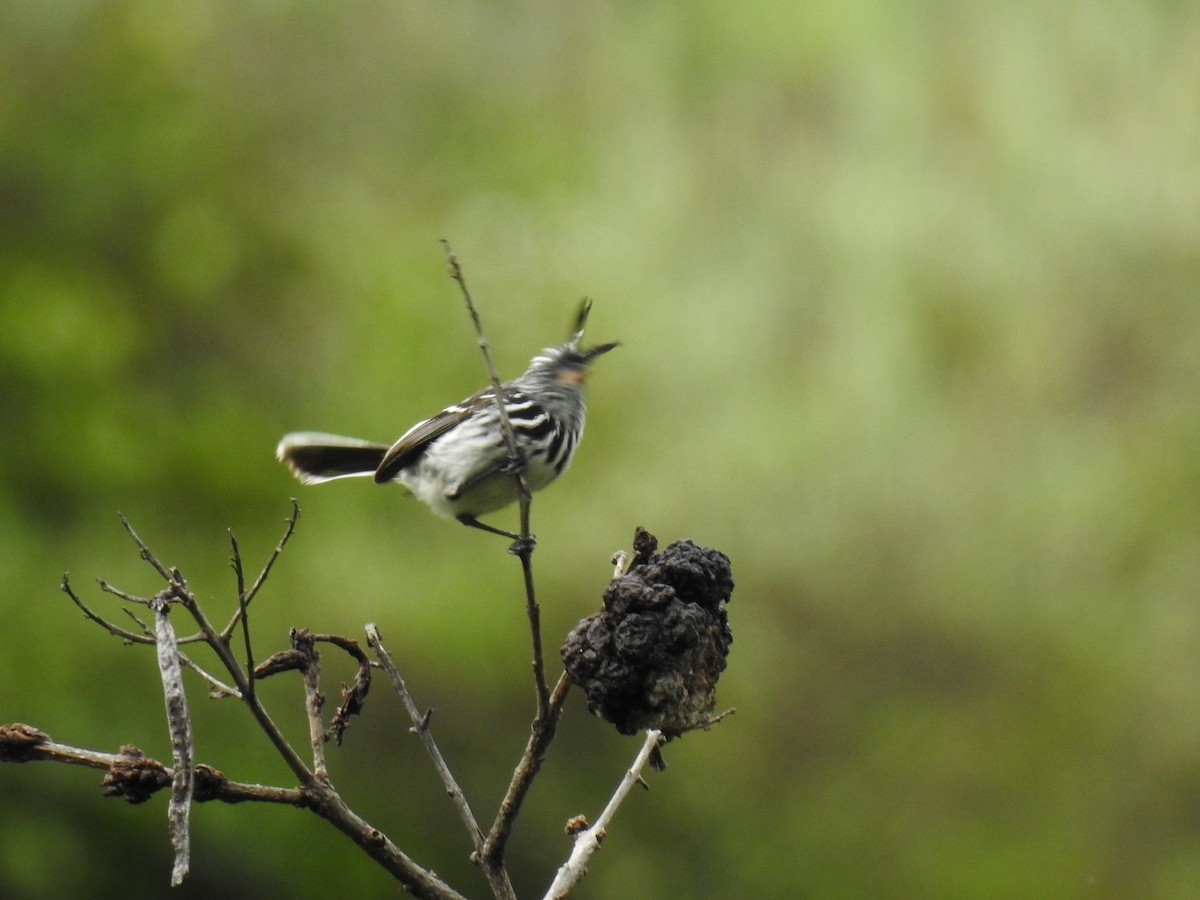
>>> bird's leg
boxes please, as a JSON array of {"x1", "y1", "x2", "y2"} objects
[
  {"x1": 456, "y1": 515, "x2": 536, "y2": 555},
  {"x1": 457, "y1": 514, "x2": 519, "y2": 540}
]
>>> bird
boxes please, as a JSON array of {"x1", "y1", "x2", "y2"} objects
[{"x1": 276, "y1": 300, "x2": 617, "y2": 540}]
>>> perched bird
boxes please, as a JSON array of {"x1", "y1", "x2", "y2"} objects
[{"x1": 276, "y1": 301, "x2": 617, "y2": 539}]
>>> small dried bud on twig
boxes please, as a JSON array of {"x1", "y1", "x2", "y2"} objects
[
  {"x1": 564, "y1": 814, "x2": 590, "y2": 835},
  {"x1": 0, "y1": 723, "x2": 50, "y2": 761},
  {"x1": 101, "y1": 746, "x2": 171, "y2": 804}
]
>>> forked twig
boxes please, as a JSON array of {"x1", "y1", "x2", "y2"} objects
[
  {"x1": 221, "y1": 499, "x2": 301, "y2": 640},
  {"x1": 48, "y1": 513, "x2": 469, "y2": 899},
  {"x1": 61, "y1": 574, "x2": 150, "y2": 643}
]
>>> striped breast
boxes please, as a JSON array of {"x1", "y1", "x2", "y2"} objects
[{"x1": 504, "y1": 390, "x2": 582, "y2": 489}]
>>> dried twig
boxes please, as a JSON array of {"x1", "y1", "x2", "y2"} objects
[
  {"x1": 365, "y1": 624, "x2": 518, "y2": 899},
  {"x1": 50, "y1": 515, "x2": 472, "y2": 899},
  {"x1": 61, "y1": 574, "x2": 150, "y2": 643},
  {"x1": 441, "y1": 240, "x2": 551, "y2": 719},
  {"x1": 185, "y1": 657, "x2": 242, "y2": 699},
  {"x1": 320, "y1": 634, "x2": 372, "y2": 746},
  {"x1": 517, "y1": 544, "x2": 550, "y2": 717},
  {"x1": 481, "y1": 670, "x2": 572, "y2": 867},
  {"x1": 228, "y1": 530, "x2": 255, "y2": 699},
  {"x1": 221, "y1": 499, "x2": 301, "y2": 640},
  {"x1": 0, "y1": 724, "x2": 305, "y2": 805},
  {"x1": 291, "y1": 630, "x2": 329, "y2": 778},
  {"x1": 62, "y1": 577, "x2": 240, "y2": 697},
  {"x1": 440, "y1": 241, "x2": 530, "y2": 511},
  {"x1": 119, "y1": 513, "x2": 172, "y2": 580},
  {"x1": 542, "y1": 729, "x2": 666, "y2": 899}
]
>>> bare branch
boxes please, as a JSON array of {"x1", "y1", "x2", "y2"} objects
[
  {"x1": 230, "y1": 530, "x2": 247, "y2": 600},
  {"x1": 365, "y1": 624, "x2": 483, "y2": 842},
  {"x1": 0, "y1": 725, "x2": 304, "y2": 806},
  {"x1": 365, "y1": 625, "x2": 518, "y2": 898},
  {"x1": 440, "y1": 240, "x2": 527, "y2": 496},
  {"x1": 228, "y1": 530, "x2": 256, "y2": 700},
  {"x1": 185, "y1": 656, "x2": 242, "y2": 699},
  {"x1": 516, "y1": 545, "x2": 550, "y2": 716},
  {"x1": 542, "y1": 730, "x2": 666, "y2": 900},
  {"x1": 61, "y1": 574, "x2": 152, "y2": 643},
  {"x1": 220, "y1": 499, "x2": 301, "y2": 640},
  {"x1": 119, "y1": 513, "x2": 172, "y2": 580},
  {"x1": 97, "y1": 578, "x2": 153, "y2": 605},
  {"x1": 700, "y1": 707, "x2": 737, "y2": 729},
  {"x1": 303, "y1": 778, "x2": 470, "y2": 900},
  {"x1": 441, "y1": 241, "x2": 550, "y2": 716},
  {"x1": 63, "y1": 577, "x2": 242, "y2": 696},
  {"x1": 41, "y1": 511, "x2": 489, "y2": 900},
  {"x1": 121, "y1": 605, "x2": 151, "y2": 632},
  {"x1": 291, "y1": 630, "x2": 329, "y2": 778},
  {"x1": 481, "y1": 671, "x2": 572, "y2": 867}
]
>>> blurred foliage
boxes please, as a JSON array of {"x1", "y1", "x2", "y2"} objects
[{"x1": 2, "y1": 1, "x2": 1200, "y2": 898}]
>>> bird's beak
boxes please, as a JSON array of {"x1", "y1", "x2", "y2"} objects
[{"x1": 582, "y1": 341, "x2": 619, "y2": 363}]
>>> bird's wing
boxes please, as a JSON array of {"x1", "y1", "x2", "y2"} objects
[{"x1": 373, "y1": 387, "x2": 494, "y2": 483}]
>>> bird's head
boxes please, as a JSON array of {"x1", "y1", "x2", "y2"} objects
[{"x1": 527, "y1": 299, "x2": 619, "y2": 384}]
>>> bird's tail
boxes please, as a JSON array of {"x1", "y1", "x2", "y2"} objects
[{"x1": 276, "y1": 432, "x2": 389, "y2": 484}]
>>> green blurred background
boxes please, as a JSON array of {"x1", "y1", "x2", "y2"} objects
[{"x1": 2, "y1": 2, "x2": 1199, "y2": 897}]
